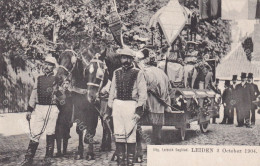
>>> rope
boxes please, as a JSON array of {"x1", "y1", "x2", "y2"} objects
[{"x1": 28, "y1": 84, "x2": 57, "y2": 138}]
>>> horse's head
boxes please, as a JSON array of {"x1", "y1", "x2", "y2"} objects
[
  {"x1": 86, "y1": 56, "x2": 107, "y2": 103},
  {"x1": 56, "y1": 51, "x2": 77, "y2": 86}
]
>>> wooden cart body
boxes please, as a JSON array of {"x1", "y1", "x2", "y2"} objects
[{"x1": 140, "y1": 88, "x2": 220, "y2": 140}]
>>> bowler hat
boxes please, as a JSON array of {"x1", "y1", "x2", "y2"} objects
[
  {"x1": 248, "y1": 73, "x2": 253, "y2": 79},
  {"x1": 224, "y1": 80, "x2": 230, "y2": 87},
  {"x1": 240, "y1": 72, "x2": 247, "y2": 79},
  {"x1": 232, "y1": 75, "x2": 237, "y2": 81}
]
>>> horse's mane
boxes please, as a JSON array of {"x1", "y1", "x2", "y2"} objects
[
  {"x1": 71, "y1": 57, "x2": 88, "y2": 89},
  {"x1": 103, "y1": 48, "x2": 121, "y2": 81},
  {"x1": 59, "y1": 50, "x2": 88, "y2": 89}
]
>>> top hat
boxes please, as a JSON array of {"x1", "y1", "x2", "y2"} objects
[
  {"x1": 232, "y1": 75, "x2": 237, "y2": 81},
  {"x1": 141, "y1": 48, "x2": 150, "y2": 59},
  {"x1": 224, "y1": 80, "x2": 230, "y2": 87},
  {"x1": 216, "y1": 78, "x2": 219, "y2": 84},
  {"x1": 248, "y1": 73, "x2": 253, "y2": 79},
  {"x1": 240, "y1": 72, "x2": 247, "y2": 79}
]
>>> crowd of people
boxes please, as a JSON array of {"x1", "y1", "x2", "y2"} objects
[{"x1": 221, "y1": 73, "x2": 259, "y2": 127}]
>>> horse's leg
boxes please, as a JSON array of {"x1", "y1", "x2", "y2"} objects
[
  {"x1": 74, "y1": 125, "x2": 84, "y2": 160},
  {"x1": 85, "y1": 111, "x2": 98, "y2": 160},
  {"x1": 63, "y1": 138, "x2": 68, "y2": 155},
  {"x1": 99, "y1": 117, "x2": 106, "y2": 152},
  {"x1": 135, "y1": 124, "x2": 143, "y2": 163}
]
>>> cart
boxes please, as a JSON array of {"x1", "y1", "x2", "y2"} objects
[{"x1": 140, "y1": 88, "x2": 220, "y2": 140}]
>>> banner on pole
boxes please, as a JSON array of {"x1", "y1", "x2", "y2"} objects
[
  {"x1": 107, "y1": 0, "x2": 123, "y2": 47},
  {"x1": 157, "y1": 0, "x2": 187, "y2": 45}
]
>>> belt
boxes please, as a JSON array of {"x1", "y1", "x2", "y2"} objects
[
  {"x1": 186, "y1": 62, "x2": 196, "y2": 65},
  {"x1": 36, "y1": 103, "x2": 56, "y2": 106}
]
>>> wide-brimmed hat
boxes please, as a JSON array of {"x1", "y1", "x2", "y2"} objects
[
  {"x1": 248, "y1": 73, "x2": 253, "y2": 79},
  {"x1": 232, "y1": 75, "x2": 237, "y2": 81},
  {"x1": 186, "y1": 41, "x2": 197, "y2": 48},
  {"x1": 240, "y1": 72, "x2": 247, "y2": 79},
  {"x1": 224, "y1": 80, "x2": 230, "y2": 87},
  {"x1": 117, "y1": 47, "x2": 135, "y2": 58},
  {"x1": 44, "y1": 56, "x2": 57, "y2": 66}
]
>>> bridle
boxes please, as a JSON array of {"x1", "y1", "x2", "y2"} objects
[
  {"x1": 57, "y1": 50, "x2": 78, "y2": 82},
  {"x1": 86, "y1": 58, "x2": 107, "y2": 96},
  {"x1": 57, "y1": 50, "x2": 107, "y2": 101}
]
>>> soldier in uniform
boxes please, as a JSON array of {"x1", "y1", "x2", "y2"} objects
[
  {"x1": 220, "y1": 80, "x2": 231, "y2": 124},
  {"x1": 106, "y1": 47, "x2": 147, "y2": 166},
  {"x1": 21, "y1": 56, "x2": 59, "y2": 166},
  {"x1": 235, "y1": 73, "x2": 252, "y2": 128},
  {"x1": 229, "y1": 75, "x2": 238, "y2": 124},
  {"x1": 247, "y1": 73, "x2": 259, "y2": 125}
]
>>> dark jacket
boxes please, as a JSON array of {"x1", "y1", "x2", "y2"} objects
[
  {"x1": 222, "y1": 87, "x2": 232, "y2": 108},
  {"x1": 230, "y1": 85, "x2": 237, "y2": 107},
  {"x1": 248, "y1": 83, "x2": 260, "y2": 108},
  {"x1": 235, "y1": 83, "x2": 252, "y2": 111}
]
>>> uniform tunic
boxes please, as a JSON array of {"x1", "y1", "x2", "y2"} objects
[
  {"x1": 108, "y1": 65, "x2": 147, "y2": 143},
  {"x1": 28, "y1": 72, "x2": 59, "y2": 142}
]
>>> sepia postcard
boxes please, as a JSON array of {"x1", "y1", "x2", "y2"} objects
[{"x1": 0, "y1": 0, "x2": 260, "y2": 165}]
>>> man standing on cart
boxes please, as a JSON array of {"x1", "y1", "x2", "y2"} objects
[
  {"x1": 183, "y1": 41, "x2": 198, "y2": 88},
  {"x1": 106, "y1": 47, "x2": 147, "y2": 166}
]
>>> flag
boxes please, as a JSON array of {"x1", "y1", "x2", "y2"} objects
[
  {"x1": 199, "y1": 0, "x2": 221, "y2": 20},
  {"x1": 256, "y1": 0, "x2": 260, "y2": 18},
  {"x1": 222, "y1": 0, "x2": 248, "y2": 20},
  {"x1": 157, "y1": 0, "x2": 187, "y2": 45},
  {"x1": 199, "y1": 0, "x2": 210, "y2": 19},
  {"x1": 210, "y1": 0, "x2": 221, "y2": 18}
]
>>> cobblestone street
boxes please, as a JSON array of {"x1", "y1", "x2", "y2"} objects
[{"x1": 0, "y1": 112, "x2": 260, "y2": 166}]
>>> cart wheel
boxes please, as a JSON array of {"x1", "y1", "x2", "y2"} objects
[
  {"x1": 179, "y1": 127, "x2": 186, "y2": 141},
  {"x1": 200, "y1": 123, "x2": 209, "y2": 133}
]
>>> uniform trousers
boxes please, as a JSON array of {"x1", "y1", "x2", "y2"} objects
[{"x1": 30, "y1": 105, "x2": 59, "y2": 142}]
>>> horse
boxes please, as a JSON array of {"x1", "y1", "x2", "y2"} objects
[{"x1": 55, "y1": 50, "x2": 107, "y2": 160}]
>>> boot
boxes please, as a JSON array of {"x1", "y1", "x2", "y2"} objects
[
  {"x1": 20, "y1": 140, "x2": 39, "y2": 166},
  {"x1": 55, "y1": 138, "x2": 62, "y2": 157},
  {"x1": 63, "y1": 139, "x2": 68, "y2": 155},
  {"x1": 116, "y1": 143, "x2": 126, "y2": 166},
  {"x1": 152, "y1": 125, "x2": 162, "y2": 145},
  {"x1": 127, "y1": 143, "x2": 136, "y2": 166},
  {"x1": 220, "y1": 117, "x2": 227, "y2": 124},
  {"x1": 212, "y1": 118, "x2": 216, "y2": 124},
  {"x1": 42, "y1": 135, "x2": 55, "y2": 165}
]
